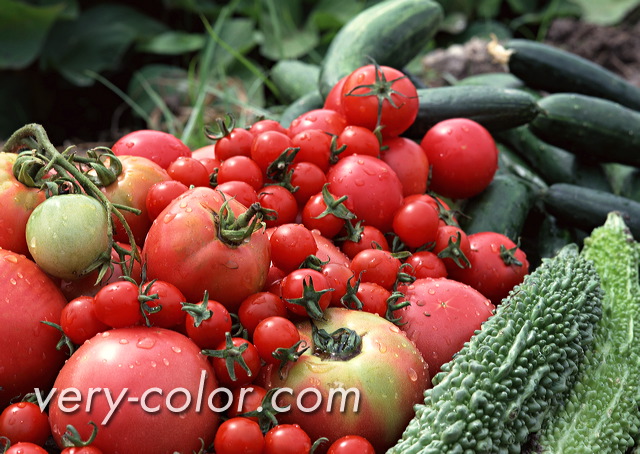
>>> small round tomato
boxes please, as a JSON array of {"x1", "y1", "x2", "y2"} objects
[
  {"x1": 146, "y1": 180, "x2": 189, "y2": 221},
  {"x1": 263, "y1": 424, "x2": 312, "y2": 454},
  {"x1": 289, "y1": 162, "x2": 327, "y2": 207},
  {"x1": 321, "y1": 262, "x2": 355, "y2": 307},
  {"x1": 336, "y1": 125, "x2": 380, "y2": 159},
  {"x1": 280, "y1": 268, "x2": 333, "y2": 319},
  {"x1": 183, "y1": 294, "x2": 232, "y2": 350},
  {"x1": 216, "y1": 180, "x2": 259, "y2": 208},
  {"x1": 341, "y1": 65, "x2": 418, "y2": 139},
  {"x1": 213, "y1": 417, "x2": 264, "y2": 454},
  {"x1": 323, "y1": 75, "x2": 348, "y2": 115},
  {"x1": 432, "y1": 224, "x2": 472, "y2": 274},
  {"x1": 93, "y1": 280, "x2": 143, "y2": 329},
  {"x1": 249, "y1": 119, "x2": 287, "y2": 136},
  {"x1": 166, "y1": 156, "x2": 211, "y2": 187},
  {"x1": 392, "y1": 199, "x2": 440, "y2": 249},
  {"x1": 290, "y1": 129, "x2": 333, "y2": 172},
  {"x1": 288, "y1": 109, "x2": 348, "y2": 137},
  {"x1": 252, "y1": 316, "x2": 301, "y2": 365},
  {"x1": 269, "y1": 223, "x2": 318, "y2": 273},
  {"x1": 111, "y1": 129, "x2": 191, "y2": 169},
  {"x1": 420, "y1": 118, "x2": 499, "y2": 199},
  {"x1": 4, "y1": 442, "x2": 48, "y2": 454},
  {"x1": 0, "y1": 401, "x2": 51, "y2": 446},
  {"x1": 352, "y1": 281, "x2": 391, "y2": 316},
  {"x1": 61, "y1": 296, "x2": 110, "y2": 345},
  {"x1": 381, "y1": 136, "x2": 429, "y2": 197},
  {"x1": 350, "y1": 248, "x2": 400, "y2": 290},
  {"x1": 300, "y1": 189, "x2": 351, "y2": 239},
  {"x1": 403, "y1": 250, "x2": 448, "y2": 279},
  {"x1": 251, "y1": 130, "x2": 294, "y2": 174},
  {"x1": 207, "y1": 336, "x2": 262, "y2": 388},
  {"x1": 339, "y1": 225, "x2": 389, "y2": 260},
  {"x1": 238, "y1": 292, "x2": 288, "y2": 337},
  {"x1": 327, "y1": 435, "x2": 376, "y2": 454},
  {"x1": 217, "y1": 156, "x2": 264, "y2": 191},
  {"x1": 142, "y1": 280, "x2": 188, "y2": 329},
  {"x1": 215, "y1": 127, "x2": 254, "y2": 160},
  {"x1": 258, "y1": 185, "x2": 298, "y2": 228},
  {"x1": 225, "y1": 385, "x2": 268, "y2": 421}
]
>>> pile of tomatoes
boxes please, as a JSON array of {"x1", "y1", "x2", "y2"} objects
[{"x1": 0, "y1": 64, "x2": 529, "y2": 454}]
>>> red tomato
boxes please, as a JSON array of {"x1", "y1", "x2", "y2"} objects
[
  {"x1": 251, "y1": 130, "x2": 294, "y2": 174},
  {"x1": 326, "y1": 155, "x2": 403, "y2": 233},
  {"x1": 207, "y1": 335, "x2": 262, "y2": 388},
  {"x1": 213, "y1": 417, "x2": 264, "y2": 454},
  {"x1": 142, "y1": 280, "x2": 188, "y2": 329},
  {"x1": 61, "y1": 296, "x2": 110, "y2": 345},
  {"x1": 403, "y1": 250, "x2": 448, "y2": 279},
  {"x1": 0, "y1": 152, "x2": 46, "y2": 256},
  {"x1": 238, "y1": 291, "x2": 288, "y2": 337},
  {"x1": 432, "y1": 224, "x2": 472, "y2": 274},
  {"x1": 111, "y1": 129, "x2": 191, "y2": 169},
  {"x1": 301, "y1": 189, "x2": 352, "y2": 239},
  {"x1": 217, "y1": 155, "x2": 264, "y2": 190},
  {"x1": 336, "y1": 125, "x2": 380, "y2": 159},
  {"x1": 288, "y1": 109, "x2": 348, "y2": 137},
  {"x1": 145, "y1": 180, "x2": 189, "y2": 221},
  {"x1": 93, "y1": 280, "x2": 144, "y2": 329},
  {"x1": 447, "y1": 231, "x2": 530, "y2": 305},
  {"x1": 143, "y1": 187, "x2": 271, "y2": 313},
  {"x1": 191, "y1": 143, "x2": 217, "y2": 161},
  {"x1": 353, "y1": 281, "x2": 391, "y2": 316},
  {"x1": 395, "y1": 277, "x2": 495, "y2": 376},
  {"x1": 290, "y1": 129, "x2": 333, "y2": 172},
  {"x1": 381, "y1": 136, "x2": 429, "y2": 196},
  {"x1": 420, "y1": 118, "x2": 499, "y2": 199},
  {"x1": 0, "y1": 401, "x2": 50, "y2": 446},
  {"x1": 339, "y1": 225, "x2": 389, "y2": 260},
  {"x1": 166, "y1": 156, "x2": 211, "y2": 187},
  {"x1": 61, "y1": 447, "x2": 103, "y2": 454},
  {"x1": 216, "y1": 180, "x2": 259, "y2": 208},
  {"x1": 184, "y1": 294, "x2": 232, "y2": 349},
  {"x1": 312, "y1": 230, "x2": 351, "y2": 268},
  {"x1": 4, "y1": 442, "x2": 48, "y2": 454},
  {"x1": 341, "y1": 65, "x2": 418, "y2": 139},
  {"x1": 289, "y1": 162, "x2": 327, "y2": 207},
  {"x1": 321, "y1": 262, "x2": 355, "y2": 307},
  {"x1": 280, "y1": 268, "x2": 333, "y2": 319},
  {"x1": 327, "y1": 435, "x2": 376, "y2": 454},
  {"x1": 323, "y1": 75, "x2": 348, "y2": 115},
  {"x1": 225, "y1": 385, "x2": 267, "y2": 421},
  {"x1": 0, "y1": 249, "x2": 67, "y2": 409},
  {"x1": 257, "y1": 185, "x2": 298, "y2": 228},
  {"x1": 214, "y1": 127, "x2": 254, "y2": 160},
  {"x1": 269, "y1": 223, "x2": 318, "y2": 273},
  {"x1": 392, "y1": 199, "x2": 440, "y2": 250},
  {"x1": 252, "y1": 316, "x2": 301, "y2": 365},
  {"x1": 48, "y1": 327, "x2": 220, "y2": 454},
  {"x1": 350, "y1": 248, "x2": 400, "y2": 290},
  {"x1": 263, "y1": 424, "x2": 312, "y2": 454},
  {"x1": 249, "y1": 119, "x2": 287, "y2": 136}
]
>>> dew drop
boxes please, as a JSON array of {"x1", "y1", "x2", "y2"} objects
[
  {"x1": 119, "y1": 338, "x2": 129, "y2": 345},
  {"x1": 163, "y1": 212, "x2": 177, "y2": 224},
  {"x1": 172, "y1": 346, "x2": 182, "y2": 354},
  {"x1": 151, "y1": 361, "x2": 157, "y2": 368},
  {"x1": 136, "y1": 337, "x2": 156, "y2": 349},
  {"x1": 3, "y1": 255, "x2": 18, "y2": 263},
  {"x1": 9, "y1": 278, "x2": 16, "y2": 285},
  {"x1": 408, "y1": 368, "x2": 418, "y2": 382},
  {"x1": 163, "y1": 358, "x2": 170, "y2": 366}
]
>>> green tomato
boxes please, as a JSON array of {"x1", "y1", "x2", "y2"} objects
[{"x1": 26, "y1": 194, "x2": 110, "y2": 280}]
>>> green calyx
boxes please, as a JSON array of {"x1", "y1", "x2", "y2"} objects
[
  {"x1": 213, "y1": 196, "x2": 276, "y2": 247},
  {"x1": 311, "y1": 322, "x2": 362, "y2": 361},
  {"x1": 201, "y1": 332, "x2": 251, "y2": 382},
  {"x1": 284, "y1": 275, "x2": 333, "y2": 321}
]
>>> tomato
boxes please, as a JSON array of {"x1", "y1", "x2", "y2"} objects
[
  {"x1": 391, "y1": 199, "x2": 440, "y2": 250},
  {"x1": 432, "y1": 224, "x2": 471, "y2": 274},
  {"x1": 327, "y1": 435, "x2": 376, "y2": 454},
  {"x1": 323, "y1": 75, "x2": 347, "y2": 115},
  {"x1": 217, "y1": 155, "x2": 264, "y2": 191},
  {"x1": 321, "y1": 262, "x2": 355, "y2": 307},
  {"x1": 263, "y1": 424, "x2": 312, "y2": 454},
  {"x1": 0, "y1": 401, "x2": 50, "y2": 446},
  {"x1": 326, "y1": 155, "x2": 403, "y2": 233},
  {"x1": 143, "y1": 187, "x2": 271, "y2": 313},
  {"x1": 257, "y1": 185, "x2": 298, "y2": 229},
  {"x1": 300, "y1": 189, "x2": 351, "y2": 239},
  {"x1": 341, "y1": 65, "x2": 418, "y2": 139},
  {"x1": 249, "y1": 119, "x2": 287, "y2": 136},
  {"x1": 252, "y1": 316, "x2": 301, "y2": 365},
  {"x1": 225, "y1": 385, "x2": 267, "y2": 421},
  {"x1": 213, "y1": 417, "x2": 264, "y2": 454},
  {"x1": 251, "y1": 130, "x2": 294, "y2": 175},
  {"x1": 353, "y1": 281, "x2": 391, "y2": 316},
  {"x1": 336, "y1": 125, "x2": 380, "y2": 159},
  {"x1": 0, "y1": 152, "x2": 46, "y2": 256},
  {"x1": 349, "y1": 248, "x2": 400, "y2": 290},
  {"x1": 290, "y1": 129, "x2": 333, "y2": 172},
  {"x1": 339, "y1": 225, "x2": 389, "y2": 260},
  {"x1": 419, "y1": 118, "x2": 499, "y2": 199},
  {"x1": 60, "y1": 296, "x2": 110, "y2": 345},
  {"x1": 312, "y1": 230, "x2": 351, "y2": 267},
  {"x1": 93, "y1": 280, "x2": 144, "y2": 329},
  {"x1": 191, "y1": 143, "x2": 217, "y2": 161},
  {"x1": 289, "y1": 162, "x2": 327, "y2": 207},
  {"x1": 280, "y1": 268, "x2": 334, "y2": 319},
  {"x1": 48, "y1": 327, "x2": 220, "y2": 454},
  {"x1": 395, "y1": 277, "x2": 495, "y2": 376},
  {"x1": 380, "y1": 136, "x2": 429, "y2": 197},
  {"x1": 238, "y1": 291, "x2": 288, "y2": 337},
  {"x1": 145, "y1": 180, "x2": 189, "y2": 221},
  {"x1": 214, "y1": 127, "x2": 254, "y2": 160},
  {"x1": 142, "y1": 280, "x2": 188, "y2": 329},
  {"x1": 259, "y1": 308, "x2": 429, "y2": 452},
  {"x1": 216, "y1": 180, "x2": 259, "y2": 208},
  {"x1": 111, "y1": 129, "x2": 191, "y2": 169},
  {"x1": 183, "y1": 294, "x2": 232, "y2": 349},
  {"x1": 25, "y1": 194, "x2": 110, "y2": 281},
  {"x1": 403, "y1": 250, "x2": 448, "y2": 279},
  {"x1": 287, "y1": 109, "x2": 348, "y2": 137},
  {"x1": 447, "y1": 231, "x2": 529, "y2": 305},
  {"x1": 4, "y1": 442, "x2": 48, "y2": 454},
  {"x1": 166, "y1": 156, "x2": 210, "y2": 188},
  {"x1": 207, "y1": 335, "x2": 262, "y2": 388},
  {"x1": 101, "y1": 155, "x2": 171, "y2": 246},
  {"x1": 61, "y1": 447, "x2": 103, "y2": 454},
  {"x1": 269, "y1": 223, "x2": 318, "y2": 273}
]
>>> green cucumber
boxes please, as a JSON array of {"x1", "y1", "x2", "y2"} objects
[
  {"x1": 317, "y1": 0, "x2": 443, "y2": 98},
  {"x1": 270, "y1": 60, "x2": 320, "y2": 104},
  {"x1": 529, "y1": 93, "x2": 640, "y2": 167},
  {"x1": 403, "y1": 85, "x2": 541, "y2": 140},
  {"x1": 459, "y1": 173, "x2": 538, "y2": 242},
  {"x1": 455, "y1": 71, "x2": 526, "y2": 89},
  {"x1": 278, "y1": 90, "x2": 323, "y2": 128},
  {"x1": 492, "y1": 38, "x2": 640, "y2": 111},
  {"x1": 542, "y1": 183, "x2": 640, "y2": 239},
  {"x1": 536, "y1": 213, "x2": 575, "y2": 260}
]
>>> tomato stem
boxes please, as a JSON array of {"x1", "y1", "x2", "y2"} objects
[
  {"x1": 202, "y1": 332, "x2": 252, "y2": 382},
  {"x1": 215, "y1": 197, "x2": 276, "y2": 246},
  {"x1": 311, "y1": 323, "x2": 362, "y2": 361},
  {"x1": 284, "y1": 275, "x2": 333, "y2": 321},
  {"x1": 181, "y1": 290, "x2": 213, "y2": 328},
  {"x1": 61, "y1": 421, "x2": 99, "y2": 447}
]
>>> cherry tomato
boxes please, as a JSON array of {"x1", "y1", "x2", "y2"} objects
[
  {"x1": 93, "y1": 280, "x2": 143, "y2": 329},
  {"x1": 249, "y1": 119, "x2": 287, "y2": 136},
  {"x1": 300, "y1": 190, "x2": 350, "y2": 239},
  {"x1": 258, "y1": 185, "x2": 298, "y2": 228},
  {"x1": 339, "y1": 225, "x2": 389, "y2": 260},
  {"x1": 166, "y1": 156, "x2": 211, "y2": 187},
  {"x1": 349, "y1": 249, "x2": 400, "y2": 290},
  {"x1": 288, "y1": 108, "x2": 348, "y2": 137},
  {"x1": 145, "y1": 180, "x2": 190, "y2": 221},
  {"x1": 323, "y1": 75, "x2": 348, "y2": 115},
  {"x1": 392, "y1": 199, "x2": 440, "y2": 249},
  {"x1": 207, "y1": 336, "x2": 262, "y2": 388},
  {"x1": 215, "y1": 127, "x2": 254, "y2": 160},
  {"x1": 263, "y1": 424, "x2": 312, "y2": 454},
  {"x1": 226, "y1": 385, "x2": 268, "y2": 421},
  {"x1": 353, "y1": 281, "x2": 391, "y2": 316},
  {"x1": 111, "y1": 129, "x2": 191, "y2": 169},
  {"x1": 60, "y1": 296, "x2": 110, "y2": 345},
  {"x1": 289, "y1": 162, "x2": 327, "y2": 207},
  {"x1": 327, "y1": 435, "x2": 376, "y2": 454},
  {"x1": 0, "y1": 401, "x2": 50, "y2": 446},
  {"x1": 252, "y1": 316, "x2": 301, "y2": 365},
  {"x1": 142, "y1": 280, "x2": 187, "y2": 329},
  {"x1": 280, "y1": 268, "x2": 333, "y2": 319},
  {"x1": 403, "y1": 250, "x2": 448, "y2": 279},
  {"x1": 251, "y1": 130, "x2": 294, "y2": 174},
  {"x1": 336, "y1": 125, "x2": 380, "y2": 159},
  {"x1": 217, "y1": 155, "x2": 264, "y2": 190},
  {"x1": 238, "y1": 291, "x2": 288, "y2": 337},
  {"x1": 269, "y1": 223, "x2": 318, "y2": 273},
  {"x1": 4, "y1": 442, "x2": 48, "y2": 454},
  {"x1": 381, "y1": 136, "x2": 429, "y2": 196},
  {"x1": 213, "y1": 417, "x2": 264, "y2": 454},
  {"x1": 184, "y1": 295, "x2": 232, "y2": 350},
  {"x1": 290, "y1": 129, "x2": 333, "y2": 172},
  {"x1": 321, "y1": 262, "x2": 356, "y2": 307},
  {"x1": 432, "y1": 224, "x2": 472, "y2": 274},
  {"x1": 216, "y1": 180, "x2": 259, "y2": 208}
]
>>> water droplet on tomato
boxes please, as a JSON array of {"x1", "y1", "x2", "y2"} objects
[
  {"x1": 163, "y1": 358, "x2": 170, "y2": 366},
  {"x1": 3, "y1": 255, "x2": 18, "y2": 263},
  {"x1": 151, "y1": 361, "x2": 157, "y2": 368},
  {"x1": 163, "y1": 212, "x2": 177, "y2": 224},
  {"x1": 388, "y1": 325, "x2": 400, "y2": 333},
  {"x1": 407, "y1": 368, "x2": 418, "y2": 382},
  {"x1": 354, "y1": 179, "x2": 365, "y2": 187},
  {"x1": 172, "y1": 346, "x2": 182, "y2": 354},
  {"x1": 415, "y1": 299, "x2": 425, "y2": 307},
  {"x1": 427, "y1": 288, "x2": 435, "y2": 295},
  {"x1": 136, "y1": 337, "x2": 155, "y2": 349},
  {"x1": 9, "y1": 278, "x2": 16, "y2": 285},
  {"x1": 225, "y1": 260, "x2": 239, "y2": 269},
  {"x1": 119, "y1": 338, "x2": 129, "y2": 345},
  {"x1": 101, "y1": 331, "x2": 111, "y2": 337}
]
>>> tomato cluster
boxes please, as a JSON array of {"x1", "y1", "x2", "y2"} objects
[{"x1": 0, "y1": 64, "x2": 530, "y2": 454}]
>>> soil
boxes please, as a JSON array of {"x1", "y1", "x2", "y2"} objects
[{"x1": 420, "y1": 17, "x2": 640, "y2": 88}]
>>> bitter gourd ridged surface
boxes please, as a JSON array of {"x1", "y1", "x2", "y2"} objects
[
  {"x1": 387, "y1": 244, "x2": 603, "y2": 454},
  {"x1": 531, "y1": 211, "x2": 640, "y2": 453}
]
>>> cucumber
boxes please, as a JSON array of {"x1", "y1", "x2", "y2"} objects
[
  {"x1": 459, "y1": 173, "x2": 538, "y2": 242},
  {"x1": 496, "y1": 125, "x2": 613, "y2": 192},
  {"x1": 270, "y1": 60, "x2": 320, "y2": 104},
  {"x1": 529, "y1": 93, "x2": 640, "y2": 167},
  {"x1": 403, "y1": 85, "x2": 541, "y2": 140},
  {"x1": 317, "y1": 0, "x2": 443, "y2": 99},
  {"x1": 455, "y1": 72, "x2": 525, "y2": 89},
  {"x1": 491, "y1": 38, "x2": 640, "y2": 111},
  {"x1": 278, "y1": 90, "x2": 323, "y2": 128},
  {"x1": 542, "y1": 183, "x2": 640, "y2": 239},
  {"x1": 536, "y1": 213, "x2": 575, "y2": 260}
]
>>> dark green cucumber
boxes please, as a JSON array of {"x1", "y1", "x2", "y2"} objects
[
  {"x1": 278, "y1": 90, "x2": 323, "y2": 128},
  {"x1": 459, "y1": 173, "x2": 538, "y2": 242},
  {"x1": 529, "y1": 93, "x2": 640, "y2": 167},
  {"x1": 496, "y1": 142, "x2": 548, "y2": 191},
  {"x1": 542, "y1": 183, "x2": 640, "y2": 239},
  {"x1": 496, "y1": 125, "x2": 613, "y2": 192},
  {"x1": 403, "y1": 85, "x2": 541, "y2": 140},
  {"x1": 536, "y1": 213, "x2": 575, "y2": 260},
  {"x1": 270, "y1": 60, "x2": 320, "y2": 104},
  {"x1": 455, "y1": 72, "x2": 526, "y2": 89},
  {"x1": 317, "y1": 0, "x2": 443, "y2": 98},
  {"x1": 494, "y1": 38, "x2": 640, "y2": 111}
]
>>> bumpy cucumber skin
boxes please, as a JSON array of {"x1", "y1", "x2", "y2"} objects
[
  {"x1": 403, "y1": 85, "x2": 541, "y2": 140},
  {"x1": 505, "y1": 39, "x2": 640, "y2": 111},
  {"x1": 317, "y1": 0, "x2": 443, "y2": 98},
  {"x1": 388, "y1": 245, "x2": 603, "y2": 454},
  {"x1": 529, "y1": 93, "x2": 640, "y2": 167},
  {"x1": 542, "y1": 183, "x2": 640, "y2": 240},
  {"x1": 531, "y1": 212, "x2": 640, "y2": 453}
]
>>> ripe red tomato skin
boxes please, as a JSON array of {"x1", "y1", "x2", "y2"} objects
[
  {"x1": 287, "y1": 108, "x2": 348, "y2": 137},
  {"x1": 143, "y1": 280, "x2": 188, "y2": 329},
  {"x1": 216, "y1": 180, "x2": 259, "y2": 208},
  {"x1": 93, "y1": 280, "x2": 144, "y2": 329},
  {"x1": 61, "y1": 296, "x2": 110, "y2": 345},
  {"x1": 403, "y1": 250, "x2": 448, "y2": 279},
  {"x1": 339, "y1": 225, "x2": 389, "y2": 260},
  {"x1": 392, "y1": 200, "x2": 440, "y2": 250},
  {"x1": 210, "y1": 337, "x2": 262, "y2": 388},
  {"x1": 381, "y1": 136, "x2": 429, "y2": 197},
  {"x1": 323, "y1": 75, "x2": 348, "y2": 115},
  {"x1": 250, "y1": 119, "x2": 287, "y2": 136},
  {"x1": 321, "y1": 262, "x2": 355, "y2": 307},
  {"x1": 290, "y1": 129, "x2": 333, "y2": 172},
  {"x1": 213, "y1": 417, "x2": 265, "y2": 454},
  {"x1": 215, "y1": 127, "x2": 254, "y2": 160},
  {"x1": 269, "y1": 223, "x2": 318, "y2": 273},
  {"x1": 258, "y1": 185, "x2": 298, "y2": 228},
  {"x1": 217, "y1": 155, "x2": 264, "y2": 191},
  {"x1": 61, "y1": 447, "x2": 104, "y2": 454},
  {"x1": 0, "y1": 401, "x2": 51, "y2": 446},
  {"x1": 327, "y1": 435, "x2": 376, "y2": 454},
  {"x1": 251, "y1": 130, "x2": 293, "y2": 174},
  {"x1": 111, "y1": 129, "x2": 191, "y2": 169},
  {"x1": 166, "y1": 156, "x2": 211, "y2": 187},
  {"x1": 350, "y1": 248, "x2": 400, "y2": 291},
  {"x1": 290, "y1": 162, "x2": 327, "y2": 207},
  {"x1": 263, "y1": 424, "x2": 312, "y2": 454},
  {"x1": 146, "y1": 180, "x2": 190, "y2": 221},
  {"x1": 238, "y1": 291, "x2": 288, "y2": 337},
  {"x1": 280, "y1": 268, "x2": 333, "y2": 318},
  {"x1": 252, "y1": 316, "x2": 301, "y2": 365},
  {"x1": 336, "y1": 125, "x2": 381, "y2": 159},
  {"x1": 225, "y1": 385, "x2": 268, "y2": 421},
  {"x1": 184, "y1": 298, "x2": 232, "y2": 350},
  {"x1": 4, "y1": 442, "x2": 48, "y2": 454}
]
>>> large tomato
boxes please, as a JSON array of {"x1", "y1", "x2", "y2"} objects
[
  {"x1": 326, "y1": 155, "x2": 403, "y2": 233},
  {"x1": 0, "y1": 152, "x2": 46, "y2": 256},
  {"x1": 111, "y1": 130, "x2": 191, "y2": 169},
  {"x1": 142, "y1": 187, "x2": 271, "y2": 312},
  {"x1": 395, "y1": 277, "x2": 495, "y2": 376},
  {"x1": 48, "y1": 327, "x2": 219, "y2": 454},
  {"x1": 101, "y1": 155, "x2": 171, "y2": 247},
  {"x1": 258, "y1": 308, "x2": 429, "y2": 452},
  {"x1": 0, "y1": 249, "x2": 67, "y2": 409}
]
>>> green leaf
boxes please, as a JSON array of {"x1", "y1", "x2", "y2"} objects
[
  {"x1": 0, "y1": 0, "x2": 66, "y2": 69},
  {"x1": 137, "y1": 31, "x2": 206, "y2": 55},
  {"x1": 212, "y1": 18, "x2": 259, "y2": 69},
  {"x1": 258, "y1": 0, "x2": 320, "y2": 60},
  {"x1": 309, "y1": 0, "x2": 366, "y2": 30},
  {"x1": 41, "y1": 4, "x2": 167, "y2": 86},
  {"x1": 127, "y1": 64, "x2": 190, "y2": 121},
  {"x1": 569, "y1": 0, "x2": 640, "y2": 25},
  {"x1": 477, "y1": 0, "x2": 503, "y2": 18}
]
